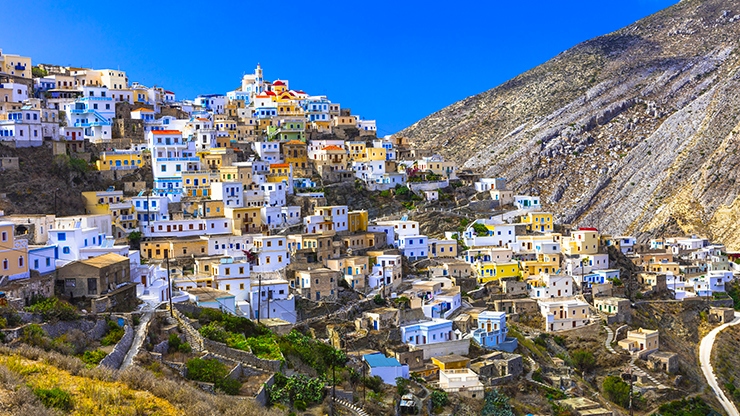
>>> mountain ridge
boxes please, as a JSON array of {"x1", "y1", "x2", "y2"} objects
[{"x1": 396, "y1": 0, "x2": 740, "y2": 249}]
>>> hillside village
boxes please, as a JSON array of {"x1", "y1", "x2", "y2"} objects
[{"x1": 0, "y1": 48, "x2": 737, "y2": 416}]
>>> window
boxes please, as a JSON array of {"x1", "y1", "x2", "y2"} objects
[
  {"x1": 225, "y1": 284, "x2": 231, "y2": 291},
  {"x1": 63, "y1": 247, "x2": 70, "y2": 254},
  {"x1": 0, "y1": 232, "x2": 6, "y2": 242},
  {"x1": 239, "y1": 283, "x2": 244, "y2": 290}
]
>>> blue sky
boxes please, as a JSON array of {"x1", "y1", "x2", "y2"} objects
[{"x1": 2, "y1": 0, "x2": 678, "y2": 135}]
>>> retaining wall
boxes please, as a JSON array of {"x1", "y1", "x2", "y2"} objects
[
  {"x1": 98, "y1": 324, "x2": 134, "y2": 369},
  {"x1": 254, "y1": 373, "x2": 277, "y2": 407}
]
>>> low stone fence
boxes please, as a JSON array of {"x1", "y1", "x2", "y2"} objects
[
  {"x1": 98, "y1": 324, "x2": 134, "y2": 370},
  {"x1": 170, "y1": 305, "x2": 282, "y2": 373},
  {"x1": 254, "y1": 372, "x2": 277, "y2": 407},
  {"x1": 487, "y1": 374, "x2": 514, "y2": 386}
]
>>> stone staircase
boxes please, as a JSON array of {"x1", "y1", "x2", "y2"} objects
[{"x1": 333, "y1": 398, "x2": 369, "y2": 416}]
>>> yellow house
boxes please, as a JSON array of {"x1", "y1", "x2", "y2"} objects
[
  {"x1": 520, "y1": 253, "x2": 561, "y2": 278},
  {"x1": 219, "y1": 165, "x2": 253, "y2": 187},
  {"x1": 362, "y1": 147, "x2": 386, "y2": 162},
  {"x1": 429, "y1": 239, "x2": 458, "y2": 258},
  {"x1": 475, "y1": 261, "x2": 520, "y2": 284},
  {"x1": 431, "y1": 355, "x2": 470, "y2": 371},
  {"x1": 0, "y1": 221, "x2": 29, "y2": 279},
  {"x1": 562, "y1": 229, "x2": 599, "y2": 255},
  {"x1": 95, "y1": 150, "x2": 143, "y2": 171},
  {"x1": 141, "y1": 238, "x2": 208, "y2": 260},
  {"x1": 1, "y1": 53, "x2": 32, "y2": 78},
  {"x1": 81, "y1": 189, "x2": 135, "y2": 238},
  {"x1": 226, "y1": 207, "x2": 263, "y2": 234},
  {"x1": 522, "y1": 212, "x2": 553, "y2": 232},
  {"x1": 346, "y1": 141, "x2": 366, "y2": 161},
  {"x1": 267, "y1": 163, "x2": 292, "y2": 190},
  {"x1": 183, "y1": 171, "x2": 218, "y2": 197},
  {"x1": 348, "y1": 210, "x2": 369, "y2": 233},
  {"x1": 283, "y1": 140, "x2": 308, "y2": 169}
]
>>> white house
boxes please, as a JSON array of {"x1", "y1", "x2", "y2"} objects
[
  {"x1": 528, "y1": 274, "x2": 573, "y2": 299},
  {"x1": 538, "y1": 298, "x2": 590, "y2": 332},
  {"x1": 398, "y1": 235, "x2": 428, "y2": 261},
  {"x1": 514, "y1": 196, "x2": 541, "y2": 210},
  {"x1": 248, "y1": 279, "x2": 296, "y2": 323},
  {"x1": 401, "y1": 319, "x2": 457, "y2": 346},
  {"x1": 363, "y1": 353, "x2": 409, "y2": 386}
]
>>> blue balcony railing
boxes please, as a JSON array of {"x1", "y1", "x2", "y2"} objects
[{"x1": 14, "y1": 65, "x2": 25, "y2": 71}]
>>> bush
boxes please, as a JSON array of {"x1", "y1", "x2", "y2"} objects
[
  {"x1": 379, "y1": 190, "x2": 390, "y2": 197},
  {"x1": 168, "y1": 333, "x2": 182, "y2": 350},
  {"x1": 373, "y1": 294, "x2": 386, "y2": 306},
  {"x1": 267, "y1": 373, "x2": 325, "y2": 406},
  {"x1": 277, "y1": 330, "x2": 346, "y2": 377},
  {"x1": 100, "y1": 320, "x2": 124, "y2": 346},
  {"x1": 199, "y1": 322, "x2": 229, "y2": 343},
  {"x1": 26, "y1": 298, "x2": 79, "y2": 322},
  {"x1": 179, "y1": 342, "x2": 192, "y2": 354},
  {"x1": 603, "y1": 375, "x2": 631, "y2": 408},
  {"x1": 430, "y1": 390, "x2": 449, "y2": 410},
  {"x1": 363, "y1": 375, "x2": 383, "y2": 393},
  {"x1": 396, "y1": 377, "x2": 410, "y2": 396},
  {"x1": 294, "y1": 400, "x2": 307, "y2": 411},
  {"x1": 472, "y1": 222, "x2": 489, "y2": 236},
  {"x1": 82, "y1": 349, "x2": 108, "y2": 365},
  {"x1": 21, "y1": 324, "x2": 49, "y2": 349},
  {"x1": 33, "y1": 387, "x2": 73, "y2": 411},
  {"x1": 657, "y1": 397, "x2": 713, "y2": 416},
  {"x1": 572, "y1": 350, "x2": 596, "y2": 373},
  {"x1": 186, "y1": 358, "x2": 228, "y2": 383},
  {"x1": 215, "y1": 376, "x2": 242, "y2": 395},
  {"x1": 481, "y1": 388, "x2": 514, "y2": 416}
]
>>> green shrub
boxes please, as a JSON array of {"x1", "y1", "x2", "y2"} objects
[
  {"x1": 186, "y1": 358, "x2": 228, "y2": 383},
  {"x1": 373, "y1": 294, "x2": 386, "y2": 306},
  {"x1": 294, "y1": 400, "x2": 307, "y2": 411},
  {"x1": 481, "y1": 388, "x2": 514, "y2": 416},
  {"x1": 199, "y1": 322, "x2": 229, "y2": 343},
  {"x1": 431, "y1": 390, "x2": 449, "y2": 410},
  {"x1": 26, "y1": 298, "x2": 79, "y2": 321},
  {"x1": 380, "y1": 190, "x2": 390, "y2": 197},
  {"x1": 572, "y1": 350, "x2": 596, "y2": 373},
  {"x1": 21, "y1": 324, "x2": 49, "y2": 349},
  {"x1": 657, "y1": 397, "x2": 713, "y2": 416},
  {"x1": 100, "y1": 320, "x2": 124, "y2": 346},
  {"x1": 603, "y1": 375, "x2": 631, "y2": 408},
  {"x1": 363, "y1": 375, "x2": 383, "y2": 393},
  {"x1": 33, "y1": 387, "x2": 73, "y2": 411},
  {"x1": 168, "y1": 333, "x2": 182, "y2": 350},
  {"x1": 396, "y1": 377, "x2": 410, "y2": 396},
  {"x1": 82, "y1": 349, "x2": 108, "y2": 365},
  {"x1": 267, "y1": 373, "x2": 324, "y2": 406},
  {"x1": 215, "y1": 376, "x2": 242, "y2": 395},
  {"x1": 179, "y1": 342, "x2": 192, "y2": 354}
]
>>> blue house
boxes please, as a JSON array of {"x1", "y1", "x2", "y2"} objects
[{"x1": 472, "y1": 311, "x2": 517, "y2": 352}]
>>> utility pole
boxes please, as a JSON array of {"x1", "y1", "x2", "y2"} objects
[
  {"x1": 53, "y1": 188, "x2": 60, "y2": 217},
  {"x1": 332, "y1": 359, "x2": 336, "y2": 416},
  {"x1": 257, "y1": 273, "x2": 262, "y2": 324},
  {"x1": 166, "y1": 253, "x2": 173, "y2": 317},
  {"x1": 362, "y1": 362, "x2": 366, "y2": 406}
]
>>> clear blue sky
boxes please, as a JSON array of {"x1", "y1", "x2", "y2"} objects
[{"x1": 2, "y1": 0, "x2": 678, "y2": 135}]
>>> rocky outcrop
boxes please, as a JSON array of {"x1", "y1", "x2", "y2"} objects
[{"x1": 397, "y1": 0, "x2": 740, "y2": 248}]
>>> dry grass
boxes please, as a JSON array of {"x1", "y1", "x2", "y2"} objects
[{"x1": 0, "y1": 344, "x2": 287, "y2": 416}]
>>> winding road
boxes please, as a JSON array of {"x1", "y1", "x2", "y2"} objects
[{"x1": 699, "y1": 311, "x2": 740, "y2": 416}]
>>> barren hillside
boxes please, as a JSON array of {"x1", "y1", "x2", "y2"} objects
[{"x1": 397, "y1": 0, "x2": 740, "y2": 248}]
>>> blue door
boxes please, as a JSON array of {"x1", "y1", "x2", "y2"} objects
[{"x1": 374, "y1": 320, "x2": 378, "y2": 330}]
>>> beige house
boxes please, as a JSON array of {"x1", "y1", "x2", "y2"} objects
[{"x1": 618, "y1": 328, "x2": 659, "y2": 354}]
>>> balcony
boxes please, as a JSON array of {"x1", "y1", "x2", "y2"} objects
[
  {"x1": 119, "y1": 214, "x2": 135, "y2": 221},
  {"x1": 14, "y1": 65, "x2": 25, "y2": 71},
  {"x1": 109, "y1": 165, "x2": 137, "y2": 171}
]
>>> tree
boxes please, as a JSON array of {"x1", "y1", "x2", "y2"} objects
[
  {"x1": 602, "y1": 375, "x2": 630, "y2": 408},
  {"x1": 571, "y1": 350, "x2": 595, "y2": 373},
  {"x1": 396, "y1": 377, "x2": 410, "y2": 396},
  {"x1": 127, "y1": 230, "x2": 142, "y2": 249},
  {"x1": 472, "y1": 222, "x2": 489, "y2": 236}
]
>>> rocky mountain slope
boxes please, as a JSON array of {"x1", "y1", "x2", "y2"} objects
[{"x1": 396, "y1": 0, "x2": 740, "y2": 249}]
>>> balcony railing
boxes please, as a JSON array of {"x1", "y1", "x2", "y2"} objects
[
  {"x1": 14, "y1": 65, "x2": 25, "y2": 71},
  {"x1": 119, "y1": 214, "x2": 135, "y2": 221},
  {"x1": 109, "y1": 165, "x2": 137, "y2": 171}
]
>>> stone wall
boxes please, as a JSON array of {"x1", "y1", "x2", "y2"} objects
[
  {"x1": 254, "y1": 372, "x2": 277, "y2": 407},
  {"x1": 111, "y1": 119, "x2": 145, "y2": 140},
  {"x1": 91, "y1": 284, "x2": 137, "y2": 314},
  {"x1": 410, "y1": 338, "x2": 470, "y2": 360},
  {"x1": 98, "y1": 324, "x2": 134, "y2": 370},
  {"x1": 170, "y1": 305, "x2": 282, "y2": 373}
]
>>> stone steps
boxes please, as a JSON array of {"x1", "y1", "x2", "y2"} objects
[{"x1": 334, "y1": 398, "x2": 369, "y2": 416}]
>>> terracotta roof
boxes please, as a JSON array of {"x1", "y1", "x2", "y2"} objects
[
  {"x1": 195, "y1": 118, "x2": 209, "y2": 122},
  {"x1": 295, "y1": 91, "x2": 306, "y2": 94},
  {"x1": 165, "y1": 90, "x2": 175, "y2": 94},
  {"x1": 151, "y1": 130, "x2": 182, "y2": 135},
  {"x1": 265, "y1": 91, "x2": 276, "y2": 96},
  {"x1": 271, "y1": 163, "x2": 289, "y2": 168},
  {"x1": 273, "y1": 80, "x2": 285, "y2": 86},
  {"x1": 132, "y1": 108, "x2": 153, "y2": 112},
  {"x1": 322, "y1": 145, "x2": 344, "y2": 151},
  {"x1": 284, "y1": 140, "x2": 305, "y2": 145}
]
